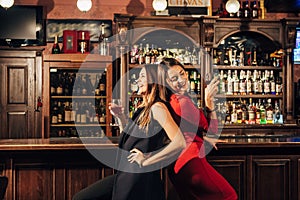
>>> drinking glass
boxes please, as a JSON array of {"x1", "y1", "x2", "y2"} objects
[{"x1": 111, "y1": 99, "x2": 122, "y2": 126}]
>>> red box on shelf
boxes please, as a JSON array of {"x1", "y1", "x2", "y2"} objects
[{"x1": 63, "y1": 30, "x2": 78, "y2": 53}]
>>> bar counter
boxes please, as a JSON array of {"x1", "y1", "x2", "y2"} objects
[
  {"x1": 0, "y1": 134, "x2": 299, "y2": 150},
  {"x1": 1, "y1": 129, "x2": 300, "y2": 200}
]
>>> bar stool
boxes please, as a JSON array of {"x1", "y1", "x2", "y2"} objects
[{"x1": 0, "y1": 176, "x2": 8, "y2": 200}]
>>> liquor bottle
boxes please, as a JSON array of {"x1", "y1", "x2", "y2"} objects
[
  {"x1": 99, "y1": 99, "x2": 106, "y2": 124},
  {"x1": 68, "y1": 72, "x2": 76, "y2": 96},
  {"x1": 241, "y1": 99, "x2": 249, "y2": 124},
  {"x1": 239, "y1": 70, "x2": 246, "y2": 95},
  {"x1": 213, "y1": 49, "x2": 219, "y2": 65},
  {"x1": 243, "y1": 1, "x2": 251, "y2": 18},
  {"x1": 80, "y1": 102, "x2": 88, "y2": 124},
  {"x1": 191, "y1": 46, "x2": 198, "y2": 65},
  {"x1": 62, "y1": 72, "x2": 70, "y2": 96},
  {"x1": 225, "y1": 102, "x2": 232, "y2": 124},
  {"x1": 144, "y1": 44, "x2": 151, "y2": 64},
  {"x1": 183, "y1": 47, "x2": 191, "y2": 65},
  {"x1": 257, "y1": 71, "x2": 263, "y2": 94},
  {"x1": 251, "y1": 1, "x2": 259, "y2": 18},
  {"x1": 138, "y1": 43, "x2": 144, "y2": 64},
  {"x1": 219, "y1": 70, "x2": 226, "y2": 94},
  {"x1": 248, "y1": 98, "x2": 256, "y2": 124},
  {"x1": 56, "y1": 72, "x2": 64, "y2": 96},
  {"x1": 223, "y1": 49, "x2": 230, "y2": 65},
  {"x1": 70, "y1": 102, "x2": 76, "y2": 123},
  {"x1": 197, "y1": 73, "x2": 201, "y2": 95},
  {"x1": 78, "y1": 31, "x2": 89, "y2": 54},
  {"x1": 231, "y1": 103, "x2": 238, "y2": 124},
  {"x1": 233, "y1": 70, "x2": 239, "y2": 95},
  {"x1": 273, "y1": 100, "x2": 283, "y2": 124},
  {"x1": 269, "y1": 70, "x2": 276, "y2": 95},
  {"x1": 255, "y1": 101, "x2": 261, "y2": 124},
  {"x1": 81, "y1": 74, "x2": 87, "y2": 95},
  {"x1": 75, "y1": 102, "x2": 82, "y2": 123},
  {"x1": 50, "y1": 73, "x2": 57, "y2": 96},
  {"x1": 74, "y1": 74, "x2": 83, "y2": 96},
  {"x1": 275, "y1": 76, "x2": 282, "y2": 95},
  {"x1": 263, "y1": 71, "x2": 270, "y2": 95},
  {"x1": 227, "y1": 70, "x2": 233, "y2": 95},
  {"x1": 57, "y1": 101, "x2": 64, "y2": 124},
  {"x1": 130, "y1": 45, "x2": 138, "y2": 64},
  {"x1": 129, "y1": 98, "x2": 135, "y2": 118},
  {"x1": 239, "y1": 49, "x2": 244, "y2": 66},
  {"x1": 130, "y1": 73, "x2": 138, "y2": 95},
  {"x1": 246, "y1": 70, "x2": 252, "y2": 95},
  {"x1": 253, "y1": 70, "x2": 259, "y2": 94},
  {"x1": 52, "y1": 35, "x2": 61, "y2": 54},
  {"x1": 98, "y1": 23, "x2": 107, "y2": 55},
  {"x1": 266, "y1": 98, "x2": 274, "y2": 124},
  {"x1": 193, "y1": 71, "x2": 199, "y2": 94},
  {"x1": 260, "y1": 99, "x2": 267, "y2": 124},
  {"x1": 236, "y1": 0, "x2": 243, "y2": 18},
  {"x1": 236, "y1": 101, "x2": 243, "y2": 124},
  {"x1": 99, "y1": 70, "x2": 106, "y2": 96},
  {"x1": 51, "y1": 100, "x2": 59, "y2": 124},
  {"x1": 251, "y1": 47, "x2": 258, "y2": 66},
  {"x1": 94, "y1": 74, "x2": 100, "y2": 96},
  {"x1": 189, "y1": 71, "x2": 195, "y2": 94},
  {"x1": 64, "y1": 101, "x2": 72, "y2": 124},
  {"x1": 84, "y1": 73, "x2": 94, "y2": 95}
]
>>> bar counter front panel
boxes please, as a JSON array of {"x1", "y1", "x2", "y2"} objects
[{"x1": 0, "y1": 130, "x2": 300, "y2": 200}]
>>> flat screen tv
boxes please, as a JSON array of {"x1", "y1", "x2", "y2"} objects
[
  {"x1": 0, "y1": 5, "x2": 45, "y2": 47},
  {"x1": 294, "y1": 24, "x2": 300, "y2": 64}
]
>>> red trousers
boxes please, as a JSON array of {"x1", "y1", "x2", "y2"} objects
[{"x1": 168, "y1": 157, "x2": 238, "y2": 200}]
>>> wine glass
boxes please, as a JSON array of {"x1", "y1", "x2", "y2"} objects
[{"x1": 110, "y1": 99, "x2": 122, "y2": 126}]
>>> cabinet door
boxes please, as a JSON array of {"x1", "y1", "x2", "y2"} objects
[
  {"x1": 252, "y1": 158, "x2": 292, "y2": 200},
  {"x1": 0, "y1": 58, "x2": 39, "y2": 138},
  {"x1": 207, "y1": 156, "x2": 247, "y2": 200}
]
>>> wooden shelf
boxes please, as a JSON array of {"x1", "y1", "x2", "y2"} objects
[
  {"x1": 215, "y1": 94, "x2": 283, "y2": 99},
  {"x1": 213, "y1": 65, "x2": 283, "y2": 70}
]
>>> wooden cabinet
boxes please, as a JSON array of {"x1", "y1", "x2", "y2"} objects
[
  {"x1": 0, "y1": 48, "x2": 43, "y2": 138},
  {"x1": 114, "y1": 15, "x2": 298, "y2": 132},
  {"x1": 43, "y1": 54, "x2": 113, "y2": 137}
]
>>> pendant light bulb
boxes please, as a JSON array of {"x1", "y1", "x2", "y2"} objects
[
  {"x1": 152, "y1": 0, "x2": 168, "y2": 12},
  {"x1": 77, "y1": 0, "x2": 92, "y2": 12},
  {"x1": 0, "y1": 0, "x2": 14, "y2": 9},
  {"x1": 225, "y1": 0, "x2": 240, "y2": 14}
]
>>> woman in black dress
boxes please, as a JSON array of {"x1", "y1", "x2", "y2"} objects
[{"x1": 73, "y1": 64, "x2": 185, "y2": 200}]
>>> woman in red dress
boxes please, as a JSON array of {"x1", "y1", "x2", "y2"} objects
[{"x1": 159, "y1": 57, "x2": 238, "y2": 200}]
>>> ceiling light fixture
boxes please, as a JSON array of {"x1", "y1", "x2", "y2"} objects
[
  {"x1": 77, "y1": 0, "x2": 92, "y2": 12},
  {"x1": 0, "y1": 0, "x2": 14, "y2": 9},
  {"x1": 225, "y1": 0, "x2": 240, "y2": 17},
  {"x1": 152, "y1": 0, "x2": 167, "y2": 12}
]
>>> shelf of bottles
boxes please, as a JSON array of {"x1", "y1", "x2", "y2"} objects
[
  {"x1": 128, "y1": 42, "x2": 203, "y2": 112},
  {"x1": 49, "y1": 68, "x2": 108, "y2": 138},
  {"x1": 216, "y1": 0, "x2": 263, "y2": 19},
  {"x1": 213, "y1": 32, "x2": 284, "y2": 126}
]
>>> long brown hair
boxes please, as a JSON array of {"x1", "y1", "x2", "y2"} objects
[
  {"x1": 159, "y1": 57, "x2": 186, "y2": 74},
  {"x1": 137, "y1": 64, "x2": 171, "y2": 130}
]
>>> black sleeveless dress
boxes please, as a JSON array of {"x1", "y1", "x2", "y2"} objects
[{"x1": 111, "y1": 107, "x2": 169, "y2": 200}]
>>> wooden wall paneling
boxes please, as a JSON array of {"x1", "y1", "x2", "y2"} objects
[
  {"x1": 14, "y1": 163, "x2": 54, "y2": 200},
  {"x1": 65, "y1": 165, "x2": 102, "y2": 200},
  {"x1": 208, "y1": 156, "x2": 247, "y2": 200},
  {"x1": 252, "y1": 158, "x2": 291, "y2": 200}
]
